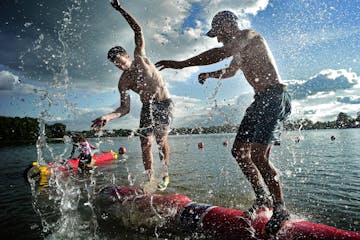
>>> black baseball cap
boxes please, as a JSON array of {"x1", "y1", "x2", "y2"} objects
[{"x1": 206, "y1": 10, "x2": 238, "y2": 38}]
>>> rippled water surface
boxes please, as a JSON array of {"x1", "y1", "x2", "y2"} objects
[{"x1": 0, "y1": 129, "x2": 359, "y2": 239}]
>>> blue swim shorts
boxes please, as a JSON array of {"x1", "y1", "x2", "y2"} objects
[{"x1": 235, "y1": 84, "x2": 291, "y2": 145}]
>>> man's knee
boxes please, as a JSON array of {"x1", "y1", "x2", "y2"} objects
[
  {"x1": 140, "y1": 137, "x2": 152, "y2": 149},
  {"x1": 232, "y1": 145, "x2": 251, "y2": 169},
  {"x1": 155, "y1": 132, "x2": 168, "y2": 146},
  {"x1": 156, "y1": 137, "x2": 165, "y2": 146},
  {"x1": 257, "y1": 161, "x2": 280, "y2": 184},
  {"x1": 231, "y1": 143, "x2": 247, "y2": 159},
  {"x1": 264, "y1": 166, "x2": 280, "y2": 183}
]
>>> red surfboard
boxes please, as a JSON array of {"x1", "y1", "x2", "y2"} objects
[
  {"x1": 59, "y1": 151, "x2": 119, "y2": 170},
  {"x1": 25, "y1": 151, "x2": 118, "y2": 182}
]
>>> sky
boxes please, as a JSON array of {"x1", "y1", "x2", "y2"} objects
[{"x1": 1, "y1": 0, "x2": 360, "y2": 131}]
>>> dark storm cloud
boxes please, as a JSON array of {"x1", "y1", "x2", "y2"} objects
[
  {"x1": 1, "y1": 0, "x2": 66, "y2": 65},
  {"x1": 0, "y1": 0, "x2": 112, "y2": 84}
]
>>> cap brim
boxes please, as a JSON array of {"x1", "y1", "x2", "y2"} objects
[{"x1": 206, "y1": 29, "x2": 217, "y2": 38}]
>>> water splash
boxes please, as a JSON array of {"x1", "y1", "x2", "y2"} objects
[
  {"x1": 36, "y1": 117, "x2": 67, "y2": 164},
  {"x1": 112, "y1": 153, "x2": 136, "y2": 186},
  {"x1": 25, "y1": 1, "x2": 102, "y2": 239},
  {"x1": 42, "y1": 170, "x2": 100, "y2": 240},
  {"x1": 197, "y1": 73, "x2": 233, "y2": 130},
  {"x1": 36, "y1": 119, "x2": 47, "y2": 165}
]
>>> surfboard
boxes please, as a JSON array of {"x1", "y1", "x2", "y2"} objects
[
  {"x1": 24, "y1": 150, "x2": 118, "y2": 183},
  {"x1": 58, "y1": 150, "x2": 119, "y2": 170},
  {"x1": 95, "y1": 185, "x2": 360, "y2": 240}
]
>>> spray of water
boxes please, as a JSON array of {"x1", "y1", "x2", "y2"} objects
[{"x1": 22, "y1": 1, "x2": 102, "y2": 239}]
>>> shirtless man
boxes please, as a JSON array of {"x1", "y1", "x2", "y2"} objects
[
  {"x1": 156, "y1": 11, "x2": 291, "y2": 236},
  {"x1": 92, "y1": 0, "x2": 173, "y2": 191}
]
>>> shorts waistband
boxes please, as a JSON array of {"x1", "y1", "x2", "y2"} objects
[
  {"x1": 143, "y1": 98, "x2": 173, "y2": 107},
  {"x1": 258, "y1": 84, "x2": 287, "y2": 95}
]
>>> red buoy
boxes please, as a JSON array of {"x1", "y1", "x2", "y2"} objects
[
  {"x1": 97, "y1": 185, "x2": 360, "y2": 240},
  {"x1": 118, "y1": 146, "x2": 127, "y2": 155},
  {"x1": 198, "y1": 142, "x2": 205, "y2": 149}
]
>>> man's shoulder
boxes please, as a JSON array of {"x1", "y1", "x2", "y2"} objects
[
  {"x1": 134, "y1": 54, "x2": 152, "y2": 64},
  {"x1": 240, "y1": 29, "x2": 261, "y2": 39},
  {"x1": 233, "y1": 29, "x2": 264, "y2": 51}
]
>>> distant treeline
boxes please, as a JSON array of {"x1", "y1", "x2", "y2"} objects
[
  {"x1": 1, "y1": 112, "x2": 359, "y2": 146},
  {"x1": 284, "y1": 112, "x2": 360, "y2": 130},
  {"x1": 0, "y1": 116, "x2": 67, "y2": 146}
]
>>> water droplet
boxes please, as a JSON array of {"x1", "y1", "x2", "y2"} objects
[{"x1": 24, "y1": 22, "x2": 33, "y2": 28}]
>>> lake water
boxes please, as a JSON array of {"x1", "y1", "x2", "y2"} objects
[{"x1": 0, "y1": 129, "x2": 359, "y2": 239}]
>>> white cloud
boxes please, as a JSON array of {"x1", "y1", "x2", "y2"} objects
[
  {"x1": 312, "y1": 69, "x2": 359, "y2": 83},
  {"x1": 204, "y1": 0, "x2": 268, "y2": 17},
  {"x1": 183, "y1": 26, "x2": 202, "y2": 41},
  {"x1": 162, "y1": 67, "x2": 200, "y2": 84},
  {"x1": 287, "y1": 69, "x2": 360, "y2": 122},
  {"x1": 152, "y1": 33, "x2": 170, "y2": 45},
  {"x1": 0, "y1": 70, "x2": 20, "y2": 91},
  {"x1": 287, "y1": 68, "x2": 359, "y2": 99},
  {"x1": 0, "y1": 70, "x2": 45, "y2": 95},
  {"x1": 296, "y1": 99, "x2": 359, "y2": 123},
  {"x1": 171, "y1": 95, "x2": 203, "y2": 116}
]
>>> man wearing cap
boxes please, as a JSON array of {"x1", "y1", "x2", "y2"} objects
[{"x1": 156, "y1": 10, "x2": 292, "y2": 236}]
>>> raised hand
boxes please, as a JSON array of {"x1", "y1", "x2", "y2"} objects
[{"x1": 110, "y1": 0, "x2": 121, "y2": 10}]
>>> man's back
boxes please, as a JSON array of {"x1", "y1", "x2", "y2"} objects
[{"x1": 229, "y1": 30, "x2": 281, "y2": 92}]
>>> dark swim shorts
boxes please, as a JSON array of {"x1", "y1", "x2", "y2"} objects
[
  {"x1": 235, "y1": 84, "x2": 291, "y2": 145},
  {"x1": 139, "y1": 98, "x2": 174, "y2": 137}
]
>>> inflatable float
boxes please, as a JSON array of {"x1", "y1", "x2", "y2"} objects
[
  {"x1": 24, "y1": 150, "x2": 118, "y2": 183},
  {"x1": 95, "y1": 185, "x2": 360, "y2": 240}
]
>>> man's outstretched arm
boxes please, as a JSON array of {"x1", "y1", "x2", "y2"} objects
[
  {"x1": 198, "y1": 56, "x2": 241, "y2": 84},
  {"x1": 111, "y1": 0, "x2": 145, "y2": 56},
  {"x1": 91, "y1": 86, "x2": 130, "y2": 131},
  {"x1": 155, "y1": 47, "x2": 232, "y2": 70}
]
